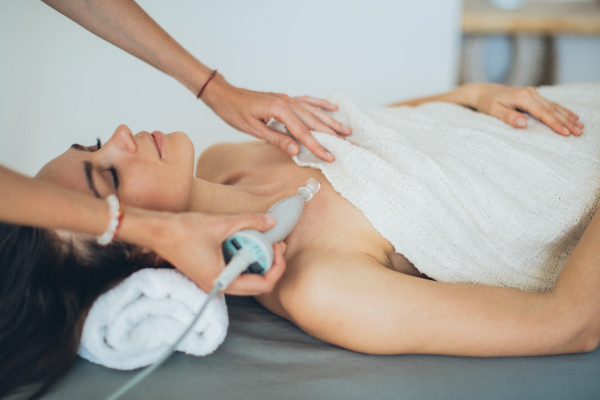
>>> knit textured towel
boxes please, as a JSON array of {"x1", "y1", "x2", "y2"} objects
[
  {"x1": 78, "y1": 268, "x2": 228, "y2": 370},
  {"x1": 288, "y1": 83, "x2": 600, "y2": 292}
]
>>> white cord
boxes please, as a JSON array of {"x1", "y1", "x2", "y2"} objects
[
  {"x1": 214, "y1": 248, "x2": 254, "y2": 288},
  {"x1": 104, "y1": 248, "x2": 254, "y2": 400}
]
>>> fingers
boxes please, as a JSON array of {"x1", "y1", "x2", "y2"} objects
[
  {"x1": 494, "y1": 105, "x2": 529, "y2": 129},
  {"x1": 545, "y1": 101, "x2": 583, "y2": 135},
  {"x1": 272, "y1": 109, "x2": 335, "y2": 162},
  {"x1": 294, "y1": 96, "x2": 339, "y2": 111},
  {"x1": 500, "y1": 87, "x2": 584, "y2": 136},
  {"x1": 290, "y1": 103, "x2": 339, "y2": 137},
  {"x1": 529, "y1": 90, "x2": 583, "y2": 136},
  {"x1": 516, "y1": 98, "x2": 574, "y2": 137},
  {"x1": 296, "y1": 102, "x2": 352, "y2": 136},
  {"x1": 224, "y1": 242, "x2": 287, "y2": 296},
  {"x1": 223, "y1": 88, "x2": 347, "y2": 162},
  {"x1": 221, "y1": 213, "x2": 276, "y2": 238},
  {"x1": 249, "y1": 120, "x2": 302, "y2": 156}
]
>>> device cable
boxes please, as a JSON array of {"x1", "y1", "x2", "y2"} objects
[{"x1": 104, "y1": 248, "x2": 253, "y2": 400}]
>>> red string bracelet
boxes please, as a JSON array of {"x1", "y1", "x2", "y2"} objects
[{"x1": 196, "y1": 69, "x2": 218, "y2": 99}]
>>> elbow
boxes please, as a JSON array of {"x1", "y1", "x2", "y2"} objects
[
  {"x1": 575, "y1": 330, "x2": 599, "y2": 354},
  {"x1": 572, "y1": 312, "x2": 600, "y2": 354},
  {"x1": 556, "y1": 309, "x2": 600, "y2": 354},
  {"x1": 541, "y1": 294, "x2": 599, "y2": 355}
]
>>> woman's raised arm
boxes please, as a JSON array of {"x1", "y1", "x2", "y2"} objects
[
  {"x1": 264, "y1": 208, "x2": 600, "y2": 356},
  {"x1": 390, "y1": 83, "x2": 583, "y2": 137}
]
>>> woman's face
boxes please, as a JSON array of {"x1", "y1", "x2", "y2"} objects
[{"x1": 36, "y1": 124, "x2": 195, "y2": 211}]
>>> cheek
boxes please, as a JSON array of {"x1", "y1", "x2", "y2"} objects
[{"x1": 120, "y1": 168, "x2": 192, "y2": 212}]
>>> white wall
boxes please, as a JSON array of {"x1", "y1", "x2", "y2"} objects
[{"x1": 0, "y1": 0, "x2": 462, "y2": 176}]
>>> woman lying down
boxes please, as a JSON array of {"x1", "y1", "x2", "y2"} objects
[{"x1": 2, "y1": 82, "x2": 599, "y2": 396}]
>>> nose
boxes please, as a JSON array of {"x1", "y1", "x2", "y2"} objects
[{"x1": 105, "y1": 124, "x2": 137, "y2": 155}]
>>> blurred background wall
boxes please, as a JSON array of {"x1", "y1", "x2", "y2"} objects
[
  {"x1": 461, "y1": 0, "x2": 600, "y2": 85},
  {"x1": 0, "y1": 0, "x2": 462, "y2": 176}
]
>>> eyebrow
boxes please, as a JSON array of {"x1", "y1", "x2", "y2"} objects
[{"x1": 83, "y1": 161, "x2": 101, "y2": 198}]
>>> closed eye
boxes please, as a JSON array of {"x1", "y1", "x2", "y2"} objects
[{"x1": 108, "y1": 165, "x2": 120, "y2": 190}]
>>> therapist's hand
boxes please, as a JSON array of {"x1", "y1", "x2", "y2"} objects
[
  {"x1": 203, "y1": 74, "x2": 352, "y2": 162},
  {"x1": 144, "y1": 211, "x2": 287, "y2": 296}
]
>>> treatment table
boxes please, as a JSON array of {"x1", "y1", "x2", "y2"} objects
[{"x1": 30, "y1": 296, "x2": 600, "y2": 399}]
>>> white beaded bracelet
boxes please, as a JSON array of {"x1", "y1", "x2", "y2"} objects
[{"x1": 97, "y1": 194, "x2": 124, "y2": 246}]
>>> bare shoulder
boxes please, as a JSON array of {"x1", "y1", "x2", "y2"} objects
[{"x1": 256, "y1": 250, "x2": 425, "y2": 354}]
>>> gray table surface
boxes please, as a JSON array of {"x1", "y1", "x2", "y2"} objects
[{"x1": 11, "y1": 296, "x2": 600, "y2": 400}]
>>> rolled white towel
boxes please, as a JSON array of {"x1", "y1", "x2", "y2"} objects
[{"x1": 78, "y1": 268, "x2": 228, "y2": 370}]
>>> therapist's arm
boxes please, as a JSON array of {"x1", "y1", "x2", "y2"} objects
[
  {"x1": 389, "y1": 83, "x2": 583, "y2": 137},
  {"x1": 41, "y1": 0, "x2": 351, "y2": 162},
  {"x1": 0, "y1": 164, "x2": 285, "y2": 295}
]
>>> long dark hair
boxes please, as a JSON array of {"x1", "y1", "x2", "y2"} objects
[{"x1": 0, "y1": 222, "x2": 161, "y2": 399}]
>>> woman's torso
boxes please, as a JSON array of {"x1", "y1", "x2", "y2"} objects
[{"x1": 195, "y1": 140, "x2": 422, "y2": 278}]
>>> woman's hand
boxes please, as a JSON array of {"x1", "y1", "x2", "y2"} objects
[
  {"x1": 466, "y1": 83, "x2": 583, "y2": 136},
  {"x1": 203, "y1": 75, "x2": 352, "y2": 162},
  {"x1": 141, "y1": 211, "x2": 287, "y2": 296}
]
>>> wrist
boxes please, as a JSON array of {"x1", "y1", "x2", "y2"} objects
[
  {"x1": 455, "y1": 83, "x2": 483, "y2": 109},
  {"x1": 117, "y1": 207, "x2": 172, "y2": 250},
  {"x1": 200, "y1": 72, "x2": 235, "y2": 111}
]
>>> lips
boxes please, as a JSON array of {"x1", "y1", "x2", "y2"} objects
[{"x1": 150, "y1": 131, "x2": 163, "y2": 158}]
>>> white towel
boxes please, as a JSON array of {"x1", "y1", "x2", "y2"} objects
[
  {"x1": 287, "y1": 83, "x2": 600, "y2": 292},
  {"x1": 78, "y1": 268, "x2": 228, "y2": 370}
]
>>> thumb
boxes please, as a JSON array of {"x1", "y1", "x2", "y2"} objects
[
  {"x1": 501, "y1": 108, "x2": 528, "y2": 129},
  {"x1": 253, "y1": 122, "x2": 299, "y2": 156}
]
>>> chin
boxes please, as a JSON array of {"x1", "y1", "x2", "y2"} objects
[{"x1": 173, "y1": 131, "x2": 196, "y2": 165}]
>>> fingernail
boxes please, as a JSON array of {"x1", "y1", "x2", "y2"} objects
[
  {"x1": 266, "y1": 215, "x2": 276, "y2": 225},
  {"x1": 325, "y1": 151, "x2": 335, "y2": 161},
  {"x1": 516, "y1": 117, "x2": 527, "y2": 128},
  {"x1": 343, "y1": 125, "x2": 352, "y2": 134},
  {"x1": 563, "y1": 127, "x2": 570, "y2": 136},
  {"x1": 287, "y1": 142, "x2": 298, "y2": 155},
  {"x1": 574, "y1": 126, "x2": 582, "y2": 135}
]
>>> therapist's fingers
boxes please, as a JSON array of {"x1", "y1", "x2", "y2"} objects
[
  {"x1": 294, "y1": 96, "x2": 352, "y2": 136},
  {"x1": 206, "y1": 84, "x2": 336, "y2": 161},
  {"x1": 296, "y1": 102, "x2": 352, "y2": 136},
  {"x1": 220, "y1": 212, "x2": 276, "y2": 236},
  {"x1": 224, "y1": 242, "x2": 287, "y2": 296},
  {"x1": 269, "y1": 108, "x2": 335, "y2": 162},
  {"x1": 289, "y1": 102, "x2": 339, "y2": 136},
  {"x1": 294, "y1": 95, "x2": 339, "y2": 111},
  {"x1": 249, "y1": 119, "x2": 302, "y2": 157}
]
